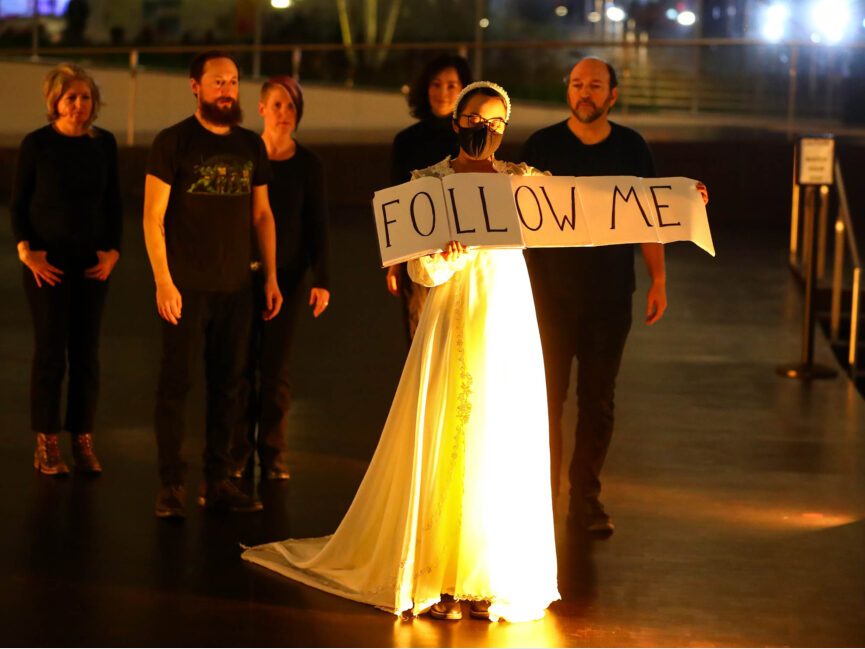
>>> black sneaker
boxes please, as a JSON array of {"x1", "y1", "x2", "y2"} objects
[
  {"x1": 469, "y1": 600, "x2": 492, "y2": 620},
  {"x1": 568, "y1": 498, "x2": 614, "y2": 535},
  {"x1": 155, "y1": 484, "x2": 187, "y2": 519},
  {"x1": 198, "y1": 479, "x2": 263, "y2": 513},
  {"x1": 429, "y1": 595, "x2": 462, "y2": 620}
]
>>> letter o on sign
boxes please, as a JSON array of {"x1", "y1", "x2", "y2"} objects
[{"x1": 410, "y1": 191, "x2": 436, "y2": 237}]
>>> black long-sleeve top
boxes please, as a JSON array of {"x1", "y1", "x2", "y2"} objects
[
  {"x1": 269, "y1": 143, "x2": 330, "y2": 288},
  {"x1": 390, "y1": 116, "x2": 460, "y2": 185},
  {"x1": 10, "y1": 125, "x2": 122, "y2": 260}
]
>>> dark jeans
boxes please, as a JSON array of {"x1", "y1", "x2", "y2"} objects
[
  {"x1": 534, "y1": 294, "x2": 632, "y2": 508},
  {"x1": 22, "y1": 264, "x2": 109, "y2": 434},
  {"x1": 395, "y1": 262, "x2": 429, "y2": 348},
  {"x1": 154, "y1": 287, "x2": 253, "y2": 486},
  {"x1": 231, "y1": 270, "x2": 305, "y2": 470}
]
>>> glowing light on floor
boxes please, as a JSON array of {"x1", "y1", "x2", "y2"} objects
[{"x1": 610, "y1": 480, "x2": 861, "y2": 532}]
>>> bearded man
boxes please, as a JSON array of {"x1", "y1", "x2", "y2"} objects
[
  {"x1": 519, "y1": 57, "x2": 665, "y2": 536},
  {"x1": 143, "y1": 51, "x2": 283, "y2": 518}
]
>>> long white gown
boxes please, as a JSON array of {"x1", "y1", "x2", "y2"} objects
[{"x1": 242, "y1": 158, "x2": 559, "y2": 622}]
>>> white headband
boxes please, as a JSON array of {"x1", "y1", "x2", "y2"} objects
[{"x1": 452, "y1": 80, "x2": 512, "y2": 122}]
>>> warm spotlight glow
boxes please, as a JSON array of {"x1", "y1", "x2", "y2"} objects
[
  {"x1": 606, "y1": 6, "x2": 627, "y2": 22},
  {"x1": 271, "y1": 0, "x2": 291, "y2": 8},
  {"x1": 676, "y1": 10, "x2": 697, "y2": 25},
  {"x1": 613, "y1": 480, "x2": 862, "y2": 532},
  {"x1": 588, "y1": 10, "x2": 602, "y2": 22},
  {"x1": 479, "y1": 17, "x2": 490, "y2": 28},
  {"x1": 555, "y1": 5, "x2": 569, "y2": 17}
]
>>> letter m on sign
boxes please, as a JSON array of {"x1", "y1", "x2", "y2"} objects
[{"x1": 611, "y1": 185, "x2": 652, "y2": 230}]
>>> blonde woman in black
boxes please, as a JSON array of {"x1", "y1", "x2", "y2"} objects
[{"x1": 11, "y1": 63, "x2": 122, "y2": 475}]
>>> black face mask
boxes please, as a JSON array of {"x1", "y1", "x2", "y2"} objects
[{"x1": 457, "y1": 124, "x2": 503, "y2": 160}]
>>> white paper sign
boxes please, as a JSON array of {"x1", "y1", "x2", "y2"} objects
[
  {"x1": 798, "y1": 137, "x2": 835, "y2": 186},
  {"x1": 511, "y1": 176, "x2": 591, "y2": 247},
  {"x1": 371, "y1": 175, "x2": 714, "y2": 266},
  {"x1": 444, "y1": 174, "x2": 525, "y2": 249}
]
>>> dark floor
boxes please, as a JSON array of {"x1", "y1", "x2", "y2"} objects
[{"x1": 0, "y1": 209, "x2": 863, "y2": 647}]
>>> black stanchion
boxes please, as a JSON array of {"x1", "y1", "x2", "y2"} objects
[{"x1": 778, "y1": 184, "x2": 837, "y2": 380}]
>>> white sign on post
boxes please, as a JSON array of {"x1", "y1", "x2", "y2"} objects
[
  {"x1": 798, "y1": 137, "x2": 835, "y2": 186},
  {"x1": 371, "y1": 175, "x2": 715, "y2": 266}
]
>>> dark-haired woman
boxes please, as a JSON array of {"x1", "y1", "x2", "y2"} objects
[
  {"x1": 11, "y1": 63, "x2": 122, "y2": 475},
  {"x1": 386, "y1": 54, "x2": 471, "y2": 345},
  {"x1": 229, "y1": 76, "x2": 330, "y2": 480},
  {"x1": 244, "y1": 82, "x2": 558, "y2": 622}
]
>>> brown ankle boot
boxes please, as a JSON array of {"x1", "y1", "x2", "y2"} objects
[
  {"x1": 34, "y1": 433, "x2": 70, "y2": 476},
  {"x1": 72, "y1": 433, "x2": 102, "y2": 473}
]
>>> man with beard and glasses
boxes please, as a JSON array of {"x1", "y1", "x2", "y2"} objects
[
  {"x1": 143, "y1": 50, "x2": 283, "y2": 518},
  {"x1": 520, "y1": 57, "x2": 706, "y2": 536}
]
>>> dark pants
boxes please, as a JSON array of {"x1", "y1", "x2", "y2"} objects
[
  {"x1": 396, "y1": 262, "x2": 429, "y2": 347},
  {"x1": 534, "y1": 294, "x2": 632, "y2": 508},
  {"x1": 231, "y1": 270, "x2": 305, "y2": 470},
  {"x1": 154, "y1": 287, "x2": 253, "y2": 486},
  {"x1": 22, "y1": 263, "x2": 109, "y2": 435}
]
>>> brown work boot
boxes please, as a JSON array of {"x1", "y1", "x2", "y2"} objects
[
  {"x1": 197, "y1": 479, "x2": 263, "y2": 513},
  {"x1": 34, "y1": 433, "x2": 70, "y2": 476},
  {"x1": 71, "y1": 433, "x2": 103, "y2": 474},
  {"x1": 155, "y1": 484, "x2": 187, "y2": 519}
]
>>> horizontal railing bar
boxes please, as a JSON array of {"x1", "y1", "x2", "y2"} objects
[{"x1": 2, "y1": 38, "x2": 865, "y2": 58}]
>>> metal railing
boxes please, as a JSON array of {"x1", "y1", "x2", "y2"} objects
[
  {"x1": 2, "y1": 38, "x2": 865, "y2": 140},
  {"x1": 788, "y1": 159, "x2": 862, "y2": 377},
  {"x1": 829, "y1": 162, "x2": 862, "y2": 373}
]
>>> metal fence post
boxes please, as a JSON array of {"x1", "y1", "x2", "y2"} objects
[
  {"x1": 126, "y1": 50, "x2": 139, "y2": 147},
  {"x1": 789, "y1": 148, "x2": 800, "y2": 267},
  {"x1": 778, "y1": 185, "x2": 838, "y2": 380},
  {"x1": 816, "y1": 184, "x2": 829, "y2": 279},
  {"x1": 292, "y1": 47, "x2": 302, "y2": 81},
  {"x1": 786, "y1": 45, "x2": 799, "y2": 137}
]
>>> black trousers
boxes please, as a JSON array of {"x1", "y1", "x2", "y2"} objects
[
  {"x1": 231, "y1": 270, "x2": 305, "y2": 470},
  {"x1": 534, "y1": 293, "x2": 632, "y2": 507},
  {"x1": 22, "y1": 264, "x2": 109, "y2": 435},
  {"x1": 154, "y1": 287, "x2": 252, "y2": 486}
]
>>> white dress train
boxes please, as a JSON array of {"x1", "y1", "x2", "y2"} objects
[{"x1": 242, "y1": 158, "x2": 559, "y2": 622}]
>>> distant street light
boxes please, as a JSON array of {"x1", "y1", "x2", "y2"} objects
[
  {"x1": 676, "y1": 10, "x2": 697, "y2": 26},
  {"x1": 587, "y1": 11, "x2": 602, "y2": 22},
  {"x1": 606, "y1": 6, "x2": 626, "y2": 22},
  {"x1": 271, "y1": 0, "x2": 291, "y2": 7},
  {"x1": 810, "y1": 0, "x2": 851, "y2": 43},
  {"x1": 555, "y1": 5, "x2": 568, "y2": 17},
  {"x1": 479, "y1": 17, "x2": 490, "y2": 28},
  {"x1": 761, "y1": 3, "x2": 789, "y2": 42}
]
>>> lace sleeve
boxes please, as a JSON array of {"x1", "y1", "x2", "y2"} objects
[{"x1": 407, "y1": 254, "x2": 456, "y2": 287}]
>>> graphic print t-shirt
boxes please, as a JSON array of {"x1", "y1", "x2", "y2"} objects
[{"x1": 147, "y1": 116, "x2": 272, "y2": 292}]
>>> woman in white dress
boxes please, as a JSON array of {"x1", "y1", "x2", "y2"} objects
[{"x1": 242, "y1": 82, "x2": 559, "y2": 623}]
